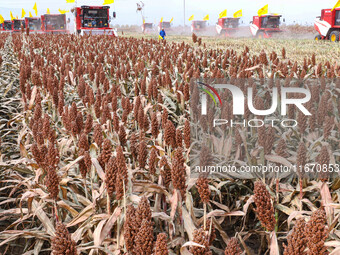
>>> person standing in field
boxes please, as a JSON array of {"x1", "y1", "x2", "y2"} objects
[{"x1": 159, "y1": 28, "x2": 166, "y2": 40}]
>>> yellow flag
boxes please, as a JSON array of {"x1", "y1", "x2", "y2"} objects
[
  {"x1": 0, "y1": 15, "x2": 4, "y2": 24},
  {"x1": 203, "y1": 14, "x2": 209, "y2": 21},
  {"x1": 258, "y1": 4, "x2": 268, "y2": 17},
  {"x1": 58, "y1": 9, "x2": 69, "y2": 14},
  {"x1": 21, "y1": 9, "x2": 26, "y2": 18},
  {"x1": 66, "y1": 0, "x2": 75, "y2": 3},
  {"x1": 159, "y1": 35, "x2": 164, "y2": 40},
  {"x1": 233, "y1": 9, "x2": 242, "y2": 18},
  {"x1": 188, "y1": 15, "x2": 194, "y2": 21},
  {"x1": 103, "y1": 0, "x2": 114, "y2": 5},
  {"x1": 160, "y1": 17, "x2": 163, "y2": 23},
  {"x1": 47, "y1": 8, "x2": 50, "y2": 14},
  {"x1": 29, "y1": 11, "x2": 33, "y2": 18},
  {"x1": 10, "y1": 11, "x2": 15, "y2": 21},
  {"x1": 170, "y1": 17, "x2": 173, "y2": 23},
  {"x1": 33, "y1": 2, "x2": 38, "y2": 16},
  {"x1": 332, "y1": 0, "x2": 340, "y2": 11},
  {"x1": 219, "y1": 9, "x2": 227, "y2": 19}
]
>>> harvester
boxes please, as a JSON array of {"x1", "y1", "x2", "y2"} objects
[
  {"x1": 158, "y1": 21, "x2": 171, "y2": 32},
  {"x1": 25, "y1": 17, "x2": 42, "y2": 33},
  {"x1": 12, "y1": 19, "x2": 25, "y2": 33},
  {"x1": 41, "y1": 14, "x2": 68, "y2": 34},
  {"x1": 250, "y1": 14, "x2": 282, "y2": 38},
  {"x1": 191, "y1": 20, "x2": 207, "y2": 33},
  {"x1": 74, "y1": 5, "x2": 117, "y2": 36},
  {"x1": 314, "y1": 7, "x2": 340, "y2": 41},
  {"x1": 141, "y1": 22, "x2": 153, "y2": 33},
  {"x1": 3, "y1": 21, "x2": 12, "y2": 32},
  {"x1": 216, "y1": 17, "x2": 240, "y2": 36}
]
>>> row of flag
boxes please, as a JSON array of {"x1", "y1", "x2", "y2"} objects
[
  {"x1": 188, "y1": 9, "x2": 242, "y2": 22},
  {"x1": 159, "y1": 17, "x2": 174, "y2": 23}
]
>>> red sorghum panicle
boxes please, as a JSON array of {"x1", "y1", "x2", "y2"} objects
[
  {"x1": 184, "y1": 119, "x2": 190, "y2": 149},
  {"x1": 138, "y1": 140, "x2": 148, "y2": 169},
  {"x1": 98, "y1": 138, "x2": 111, "y2": 168},
  {"x1": 136, "y1": 196, "x2": 152, "y2": 227},
  {"x1": 253, "y1": 181, "x2": 276, "y2": 231},
  {"x1": 148, "y1": 148, "x2": 157, "y2": 175},
  {"x1": 318, "y1": 146, "x2": 330, "y2": 182},
  {"x1": 124, "y1": 205, "x2": 139, "y2": 254},
  {"x1": 196, "y1": 176, "x2": 210, "y2": 204},
  {"x1": 224, "y1": 237, "x2": 242, "y2": 255},
  {"x1": 164, "y1": 120, "x2": 176, "y2": 148},
  {"x1": 135, "y1": 219, "x2": 154, "y2": 255},
  {"x1": 118, "y1": 125, "x2": 127, "y2": 146},
  {"x1": 93, "y1": 124, "x2": 103, "y2": 147},
  {"x1": 105, "y1": 156, "x2": 117, "y2": 197},
  {"x1": 130, "y1": 133, "x2": 138, "y2": 161},
  {"x1": 51, "y1": 222, "x2": 77, "y2": 255},
  {"x1": 297, "y1": 142, "x2": 307, "y2": 177},
  {"x1": 190, "y1": 227, "x2": 212, "y2": 255},
  {"x1": 155, "y1": 233, "x2": 168, "y2": 255},
  {"x1": 45, "y1": 166, "x2": 60, "y2": 200},
  {"x1": 171, "y1": 147, "x2": 187, "y2": 199},
  {"x1": 306, "y1": 208, "x2": 329, "y2": 255},
  {"x1": 275, "y1": 138, "x2": 289, "y2": 158},
  {"x1": 151, "y1": 112, "x2": 159, "y2": 138},
  {"x1": 283, "y1": 218, "x2": 307, "y2": 255},
  {"x1": 176, "y1": 129, "x2": 183, "y2": 148}
]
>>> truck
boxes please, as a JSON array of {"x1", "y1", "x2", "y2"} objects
[
  {"x1": 191, "y1": 20, "x2": 207, "y2": 33},
  {"x1": 216, "y1": 17, "x2": 240, "y2": 36},
  {"x1": 12, "y1": 19, "x2": 25, "y2": 33},
  {"x1": 314, "y1": 7, "x2": 340, "y2": 41},
  {"x1": 250, "y1": 14, "x2": 283, "y2": 38},
  {"x1": 25, "y1": 17, "x2": 42, "y2": 33},
  {"x1": 74, "y1": 5, "x2": 117, "y2": 36},
  {"x1": 41, "y1": 14, "x2": 68, "y2": 34}
]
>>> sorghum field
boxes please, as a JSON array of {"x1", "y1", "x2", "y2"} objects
[{"x1": 0, "y1": 32, "x2": 339, "y2": 255}]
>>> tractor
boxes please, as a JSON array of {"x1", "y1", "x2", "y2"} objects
[
  {"x1": 74, "y1": 5, "x2": 117, "y2": 36},
  {"x1": 12, "y1": 19, "x2": 25, "y2": 33},
  {"x1": 216, "y1": 17, "x2": 240, "y2": 36},
  {"x1": 41, "y1": 14, "x2": 68, "y2": 34},
  {"x1": 250, "y1": 14, "x2": 282, "y2": 38},
  {"x1": 25, "y1": 17, "x2": 42, "y2": 33},
  {"x1": 191, "y1": 20, "x2": 207, "y2": 33},
  {"x1": 314, "y1": 7, "x2": 340, "y2": 41}
]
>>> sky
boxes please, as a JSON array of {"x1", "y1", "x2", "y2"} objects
[{"x1": 0, "y1": 0, "x2": 338, "y2": 26}]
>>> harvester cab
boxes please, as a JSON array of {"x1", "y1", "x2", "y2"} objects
[
  {"x1": 41, "y1": 14, "x2": 67, "y2": 34},
  {"x1": 3, "y1": 21, "x2": 12, "y2": 32},
  {"x1": 12, "y1": 19, "x2": 25, "y2": 33},
  {"x1": 216, "y1": 17, "x2": 240, "y2": 36},
  {"x1": 314, "y1": 8, "x2": 340, "y2": 41},
  {"x1": 141, "y1": 22, "x2": 153, "y2": 33},
  {"x1": 250, "y1": 14, "x2": 282, "y2": 38},
  {"x1": 191, "y1": 20, "x2": 207, "y2": 33},
  {"x1": 75, "y1": 6, "x2": 117, "y2": 36},
  {"x1": 25, "y1": 17, "x2": 42, "y2": 33},
  {"x1": 158, "y1": 21, "x2": 171, "y2": 32}
]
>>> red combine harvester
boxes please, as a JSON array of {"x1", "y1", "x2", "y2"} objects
[
  {"x1": 216, "y1": 17, "x2": 240, "y2": 36},
  {"x1": 12, "y1": 19, "x2": 25, "y2": 33},
  {"x1": 41, "y1": 14, "x2": 67, "y2": 34},
  {"x1": 250, "y1": 14, "x2": 282, "y2": 38},
  {"x1": 191, "y1": 20, "x2": 207, "y2": 33},
  {"x1": 2, "y1": 21, "x2": 12, "y2": 32},
  {"x1": 141, "y1": 22, "x2": 153, "y2": 33},
  {"x1": 158, "y1": 21, "x2": 171, "y2": 32},
  {"x1": 74, "y1": 6, "x2": 117, "y2": 36},
  {"x1": 25, "y1": 17, "x2": 42, "y2": 33},
  {"x1": 314, "y1": 7, "x2": 340, "y2": 41}
]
